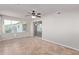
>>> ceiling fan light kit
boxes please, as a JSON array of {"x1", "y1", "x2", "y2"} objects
[{"x1": 32, "y1": 15, "x2": 36, "y2": 18}]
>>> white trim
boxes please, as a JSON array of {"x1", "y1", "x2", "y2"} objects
[{"x1": 42, "y1": 38, "x2": 79, "y2": 52}]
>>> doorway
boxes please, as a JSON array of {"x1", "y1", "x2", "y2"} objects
[{"x1": 33, "y1": 21, "x2": 42, "y2": 37}]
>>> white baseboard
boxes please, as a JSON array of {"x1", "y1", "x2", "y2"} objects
[{"x1": 42, "y1": 38, "x2": 79, "y2": 52}]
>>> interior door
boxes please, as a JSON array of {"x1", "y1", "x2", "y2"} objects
[{"x1": 34, "y1": 21, "x2": 42, "y2": 37}]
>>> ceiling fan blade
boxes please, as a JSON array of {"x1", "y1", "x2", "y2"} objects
[
  {"x1": 37, "y1": 13, "x2": 41, "y2": 15},
  {"x1": 24, "y1": 10, "x2": 32, "y2": 15},
  {"x1": 32, "y1": 12, "x2": 36, "y2": 16},
  {"x1": 36, "y1": 15, "x2": 41, "y2": 18},
  {"x1": 25, "y1": 15, "x2": 31, "y2": 17},
  {"x1": 27, "y1": 11, "x2": 32, "y2": 15},
  {"x1": 36, "y1": 13, "x2": 41, "y2": 18}
]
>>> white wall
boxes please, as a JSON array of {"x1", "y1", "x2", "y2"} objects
[
  {"x1": 0, "y1": 16, "x2": 32, "y2": 40},
  {"x1": 42, "y1": 10, "x2": 79, "y2": 50}
]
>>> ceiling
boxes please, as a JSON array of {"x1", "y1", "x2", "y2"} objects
[{"x1": 0, "y1": 4, "x2": 79, "y2": 19}]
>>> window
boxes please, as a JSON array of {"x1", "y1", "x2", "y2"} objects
[
  {"x1": 4, "y1": 20, "x2": 12, "y2": 33},
  {"x1": 3, "y1": 19, "x2": 27, "y2": 33},
  {"x1": 22, "y1": 24, "x2": 27, "y2": 31}
]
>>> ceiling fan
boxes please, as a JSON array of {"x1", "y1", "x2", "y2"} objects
[{"x1": 25, "y1": 10, "x2": 41, "y2": 18}]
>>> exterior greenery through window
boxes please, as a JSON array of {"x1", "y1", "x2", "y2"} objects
[{"x1": 3, "y1": 20, "x2": 27, "y2": 33}]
